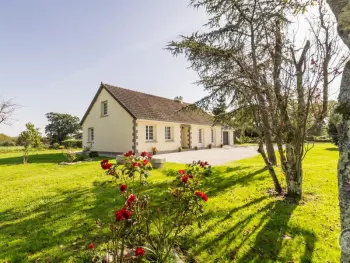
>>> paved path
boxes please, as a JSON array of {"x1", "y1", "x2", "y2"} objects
[{"x1": 156, "y1": 146, "x2": 260, "y2": 166}]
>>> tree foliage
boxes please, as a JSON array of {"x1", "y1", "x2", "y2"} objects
[
  {"x1": 167, "y1": 0, "x2": 347, "y2": 198},
  {"x1": 17, "y1": 123, "x2": 42, "y2": 163},
  {"x1": 45, "y1": 112, "x2": 81, "y2": 144}
]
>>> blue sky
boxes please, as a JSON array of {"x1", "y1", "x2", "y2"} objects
[
  {"x1": 0, "y1": 1, "x2": 344, "y2": 136},
  {"x1": 0, "y1": 0, "x2": 207, "y2": 136}
]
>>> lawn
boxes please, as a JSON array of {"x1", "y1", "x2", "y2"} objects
[
  {"x1": 0, "y1": 146, "x2": 24, "y2": 153},
  {"x1": 0, "y1": 144, "x2": 340, "y2": 262}
]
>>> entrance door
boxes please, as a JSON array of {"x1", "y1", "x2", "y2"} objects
[{"x1": 223, "y1": 131, "x2": 229, "y2": 145}]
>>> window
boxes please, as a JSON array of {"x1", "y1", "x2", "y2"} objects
[
  {"x1": 101, "y1": 101, "x2": 108, "y2": 116},
  {"x1": 211, "y1": 129, "x2": 214, "y2": 143},
  {"x1": 199, "y1": 129, "x2": 202, "y2": 143},
  {"x1": 88, "y1": 128, "x2": 94, "y2": 142},
  {"x1": 165, "y1": 126, "x2": 172, "y2": 140},
  {"x1": 146, "y1": 125, "x2": 154, "y2": 141}
]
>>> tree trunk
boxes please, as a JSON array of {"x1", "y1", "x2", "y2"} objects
[
  {"x1": 264, "y1": 132, "x2": 277, "y2": 166},
  {"x1": 325, "y1": 1, "x2": 350, "y2": 261},
  {"x1": 258, "y1": 142, "x2": 282, "y2": 194},
  {"x1": 284, "y1": 143, "x2": 303, "y2": 199},
  {"x1": 337, "y1": 61, "x2": 350, "y2": 262}
]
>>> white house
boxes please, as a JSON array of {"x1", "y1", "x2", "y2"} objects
[{"x1": 81, "y1": 83, "x2": 234, "y2": 154}]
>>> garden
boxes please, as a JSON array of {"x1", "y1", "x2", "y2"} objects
[{"x1": 0, "y1": 143, "x2": 340, "y2": 262}]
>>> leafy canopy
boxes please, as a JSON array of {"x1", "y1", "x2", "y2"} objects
[{"x1": 45, "y1": 112, "x2": 81, "y2": 144}]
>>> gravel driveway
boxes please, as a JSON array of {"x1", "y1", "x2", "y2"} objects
[{"x1": 156, "y1": 145, "x2": 260, "y2": 166}]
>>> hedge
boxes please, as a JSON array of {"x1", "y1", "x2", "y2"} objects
[{"x1": 62, "y1": 139, "x2": 82, "y2": 148}]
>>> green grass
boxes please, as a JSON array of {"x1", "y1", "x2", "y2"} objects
[{"x1": 0, "y1": 144, "x2": 340, "y2": 262}]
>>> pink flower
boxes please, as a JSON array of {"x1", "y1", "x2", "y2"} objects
[{"x1": 147, "y1": 153, "x2": 153, "y2": 159}]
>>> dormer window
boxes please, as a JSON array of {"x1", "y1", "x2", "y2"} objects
[{"x1": 101, "y1": 101, "x2": 108, "y2": 116}]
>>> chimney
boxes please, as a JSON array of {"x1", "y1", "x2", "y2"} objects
[{"x1": 174, "y1": 96, "x2": 183, "y2": 103}]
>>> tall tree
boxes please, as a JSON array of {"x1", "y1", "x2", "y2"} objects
[
  {"x1": 324, "y1": 0, "x2": 350, "y2": 261},
  {"x1": 45, "y1": 112, "x2": 81, "y2": 144},
  {"x1": 17, "y1": 123, "x2": 42, "y2": 164},
  {"x1": 167, "y1": 0, "x2": 345, "y2": 198}
]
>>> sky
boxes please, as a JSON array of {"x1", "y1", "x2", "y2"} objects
[
  {"x1": 0, "y1": 1, "x2": 345, "y2": 136},
  {"x1": 0, "y1": 0, "x2": 208, "y2": 136}
]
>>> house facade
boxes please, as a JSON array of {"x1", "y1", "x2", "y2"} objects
[{"x1": 81, "y1": 83, "x2": 234, "y2": 154}]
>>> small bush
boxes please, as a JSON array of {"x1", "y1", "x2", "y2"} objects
[
  {"x1": 53, "y1": 143, "x2": 60, "y2": 149},
  {"x1": 178, "y1": 147, "x2": 182, "y2": 152},
  {"x1": 59, "y1": 145, "x2": 65, "y2": 149},
  {"x1": 89, "y1": 151, "x2": 99, "y2": 158},
  {"x1": 63, "y1": 150, "x2": 77, "y2": 162},
  {"x1": 194, "y1": 146, "x2": 198, "y2": 150},
  {"x1": 208, "y1": 143, "x2": 212, "y2": 149},
  {"x1": 220, "y1": 143, "x2": 224, "y2": 148},
  {"x1": 62, "y1": 139, "x2": 82, "y2": 148}
]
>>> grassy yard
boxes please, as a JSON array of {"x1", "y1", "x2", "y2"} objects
[{"x1": 0, "y1": 144, "x2": 340, "y2": 262}]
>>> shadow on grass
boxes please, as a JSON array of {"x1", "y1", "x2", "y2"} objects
[
  {"x1": 184, "y1": 197, "x2": 316, "y2": 263},
  {"x1": 325, "y1": 147, "x2": 338, "y2": 152},
  {"x1": 0, "y1": 162, "x2": 287, "y2": 262}
]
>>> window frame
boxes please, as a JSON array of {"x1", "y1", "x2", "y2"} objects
[
  {"x1": 101, "y1": 101, "x2": 108, "y2": 116},
  {"x1": 146, "y1": 125, "x2": 155, "y2": 141},
  {"x1": 165, "y1": 126, "x2": 172, "y2": 141},
  {"x1": 88, "y1": 127, "x2": 94, "y2": 142}
]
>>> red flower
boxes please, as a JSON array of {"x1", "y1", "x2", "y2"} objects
[
  {"x1": 101, "y1": 160, "x2": 112, "y2": 170},
  {"x1": 127, "y1": 194, "x2": 137, "y2": 203},
  {"x1": 124, "y1": 150, "x2": 134, "y2": 157},
  {"x1": 88, "y1": 243, "x2": 96, "y2": 249},
  {"x1": 132, "y1": 162, "x2": 141, "y2": 168},
  {"x1": 141, "y1": 151, "x2": 147, "y2": 157},
  {"x1": 147, "y1": 153, "x2": 153, "y2": 159},
  {"x1": 188, "y1": 174, "x2": 193, "y2": 178},
  {"x1": 182, "y1": 175, "x2": 189, "y2": 184},
  {"x1": 143, "y1": 159, "x2": 149, "y2": 166},
  {"x1": 120, "y1": 184, "x2": 127, "y2": 193},
  {"x1": 135, "y1": 247, "x2": 145, "y2": 257},
  {"x1": 195, "y1": 191, "x2": 208, "y2": 202},
  {"x1": 204, "y1": 161, "x2": 208, "y2": 166},
  {"x1": 115, "y1": 208, "x2": 132, "y2": 221},
  {"x1": 178, "y1": 169, "x2": 186, "y2": 175}
]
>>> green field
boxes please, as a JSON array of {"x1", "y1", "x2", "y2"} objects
[
  {"x1": 0, "y1": 144, "x2": 340, "y2": 262},
  {"x1": 0, "y1": 146, "x2": 24, "y2": 153}
]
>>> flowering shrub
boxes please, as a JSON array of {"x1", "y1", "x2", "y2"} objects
[{"x1": 77, "y1": 151, "x2": 211, "y2": 262}]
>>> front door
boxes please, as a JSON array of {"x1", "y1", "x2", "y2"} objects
[{"x1": 223, "y1": 131, "x2": 229, "y2": 145}]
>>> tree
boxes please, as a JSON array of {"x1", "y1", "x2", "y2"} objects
[
  {"x1": 212, "y1": 96, "x2": 227, "y2": 117},
  {"x1": 167, "y1": 0, "x2": 346, "y2": 198},
  {"x1": 0, "y1": 98, "x2": 18, "y2": 125},
  {"x1": 17, "y1": 123, "x2": 42, "y2": 163},
  {"x1": 45, "y1": 112, "x2": 81, "y2": 144},
  {"x1": 324, "y1": 0, "x2": 350, "y2": 262}
]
